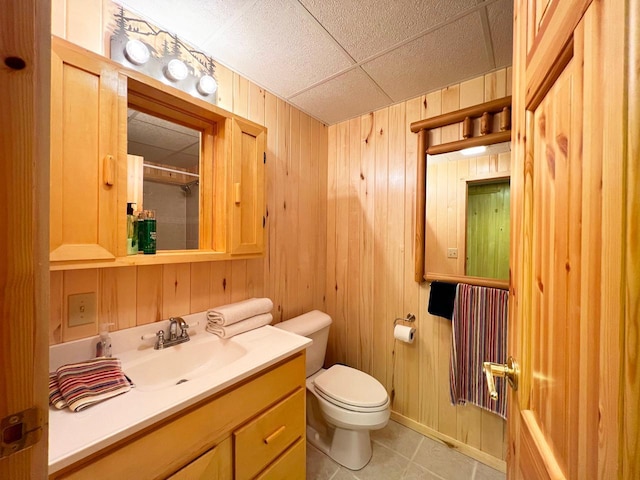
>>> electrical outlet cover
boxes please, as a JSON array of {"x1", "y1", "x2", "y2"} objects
[
  {"x1": 68, "y1": 293, "x2": 97, "y2": 327},
  {"x1": 447, "y1": 248, "x2": 459, "y2": 259}
]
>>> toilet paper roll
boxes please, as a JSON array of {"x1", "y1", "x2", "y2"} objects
[{"x1": 394, "y1": 324, "x2": 416, "y2": 344}]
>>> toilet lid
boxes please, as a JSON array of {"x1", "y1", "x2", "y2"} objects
[{"x1": 313, "y1": 365, "x2": 389, "y2": 410}]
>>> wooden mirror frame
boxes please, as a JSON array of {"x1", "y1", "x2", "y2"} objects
[{"x1": 410, "y1": 96, "x2": 512, "y2": 287}]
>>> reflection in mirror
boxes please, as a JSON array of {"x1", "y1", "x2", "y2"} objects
[
  {"x1": 127, "y1": 109, "x2": 201, "y2": 250},
  {"x1": 465, "y1": 178, "x2": 510, "y2": 280},
  {"x1": 426, "y1": 141, "x2": 511, "y2": 281}
]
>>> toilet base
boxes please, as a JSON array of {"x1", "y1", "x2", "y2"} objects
[{"x1": 307, "y1": 424, "x2": 372, "y2": 471}]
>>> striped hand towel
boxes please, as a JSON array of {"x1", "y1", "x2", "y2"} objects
[
  {"x1": 206, "y1": 298, "x2": 273, "y2": 326},
  {"x1": 449, "y1": 283, "x2": 509, "y2": 419},
  {"x1": 48, "y1": 373, "x2": 67, "y2": 409},
  {"x1": 56, "y1": 358, "x2": 131, "y2": 412},
  {"x1": 206, "y1": 313, "x2": 272, "y2": 339}
]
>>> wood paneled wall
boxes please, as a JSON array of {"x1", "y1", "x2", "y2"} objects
[
  {"x1": 49, "y1": 0, "x2": 328, "y2": 344},
  {"x1": 326, "y1": 68, "x2": 511, "y2": 467}
]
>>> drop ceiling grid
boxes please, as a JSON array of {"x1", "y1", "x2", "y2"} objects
[
  {"x1": 288, "y1": 67, "x2": 393, "y2": 125},
  {"x1": 200, "y1": 0, "x2": 355, "y2": 98},
  {"x1": 115, "y1": 0, "x2": 513, "y2": 125},
  {"x1": 297, "y1": 0, "x2": 479, "y2": 62},
  {"x1": 360, "y1": 12, "x2": 491, "y2": 104}
]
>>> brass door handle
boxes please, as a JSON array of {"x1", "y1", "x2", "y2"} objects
[{"x1": 483, "y1": 356, "x2": 519, "y2": 401}]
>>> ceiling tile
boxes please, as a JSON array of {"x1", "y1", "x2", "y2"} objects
[
  {"x1": 116, "y1": 0, "x2": 255, "y2": 48},
  {"x1": 201, "y1": 0, "x2": 354, "y2": 98},
  {"x1": 288, "y1": 68, "x2": 391, "y2": 125},
  {"x1": 362, "y1": 13, "x2": 491, "y2": 103},
  {"x1": 299, "y1": 0, "x2": 477, "y2": 62},
  {"x1": 487, "y1": 0, "x2": 514, "y2": 68}
]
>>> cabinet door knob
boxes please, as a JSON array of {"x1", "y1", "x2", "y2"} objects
[
  {"x1": 263, "y1": 425, "x2": 286, "y2": 445},
  {"x1": 234, "y1": 182, "x2": 241, "y2": 204},
  {"x1": 103, "y1": 155, "x2": 115, "y2": 186}
]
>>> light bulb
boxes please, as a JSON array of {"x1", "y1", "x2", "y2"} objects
[
  {"x1": 197, "y1": 75, "x2": 218, "y2": 96},
  {"x1": 165, "y1": 59, "x2": 188, "y2": 81},
  {"x1": 461, "y1": 146, "x2": 487, "y2": 156},
  {"x1": 124, "y1": 39, "x2": 150, "y2": 66}
]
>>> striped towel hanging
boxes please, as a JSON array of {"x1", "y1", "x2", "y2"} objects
[{"x1": 449, "y1": 283, "x2": 509, "y2": 419}]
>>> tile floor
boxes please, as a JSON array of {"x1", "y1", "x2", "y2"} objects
[{"x1": 306, "y1": 420, "x2": 506, "y2": 480}]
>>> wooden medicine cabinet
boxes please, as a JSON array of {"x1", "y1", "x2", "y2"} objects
[{"x1": 49, "y1": 36, "x2": 266, "y2": 270}]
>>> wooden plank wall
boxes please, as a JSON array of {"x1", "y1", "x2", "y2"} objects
[
  {"x1": 49, "y1": 0, "x2": 328, "y2": 344},
  {"x1": 326, "y1": 68, "x2": 511, "y2": 466}
]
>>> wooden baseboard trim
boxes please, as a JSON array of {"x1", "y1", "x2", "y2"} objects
[{"x1": 389, "y1": 411, "x2": 507, "y2": 473}]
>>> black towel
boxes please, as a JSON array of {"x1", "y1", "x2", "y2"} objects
[{"x1": 428, "y1": 281, "x2": 457, "y2": 320}]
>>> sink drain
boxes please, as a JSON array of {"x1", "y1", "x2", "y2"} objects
[{"x1": 176, "y1": 379, "x2": 189, "y2": 385}]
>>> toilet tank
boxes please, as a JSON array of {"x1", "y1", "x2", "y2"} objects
[{"x1": 275, "y1": 310, "x2": 332, "y2": 377}]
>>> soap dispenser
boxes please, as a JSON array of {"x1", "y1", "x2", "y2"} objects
[{"x1": 96, "y1": 323, "x2": 114, "y2": 358}]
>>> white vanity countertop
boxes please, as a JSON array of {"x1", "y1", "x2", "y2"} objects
[{"x1": 48, "y1": 312, "x2": 311, "y2": 475}]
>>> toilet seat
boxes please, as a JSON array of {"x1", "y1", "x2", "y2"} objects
[{"x1": 313, "y1": 365, "x2": 389, "y2": 412}]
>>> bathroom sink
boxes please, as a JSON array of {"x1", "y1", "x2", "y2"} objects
[{"x1": 122, "y1": 335, "x2": 247, "y2": 391}]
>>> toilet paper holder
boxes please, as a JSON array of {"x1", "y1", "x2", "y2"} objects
[{"x1": 393, "y1": 313, "x2": 416, "y2": 326}]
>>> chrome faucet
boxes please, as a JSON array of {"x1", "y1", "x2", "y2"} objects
[{"x1": 147, "y1": 317, "x2": 192, "y2": 350}]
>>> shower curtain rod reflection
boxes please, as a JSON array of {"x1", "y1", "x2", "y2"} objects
[{"x1": 143, "y1": 163, "x2": 200, "y2": 178}]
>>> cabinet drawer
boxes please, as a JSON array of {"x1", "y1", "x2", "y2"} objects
[
  {"x1": 234, "y1": 388, "x2": 305, "y2": 480},
  {"x1": 167, "y1": 436, "x2": 232, "y2": 480},
  {"x1": 255, "y1": 438, "x2": 305, "y2": 480}
]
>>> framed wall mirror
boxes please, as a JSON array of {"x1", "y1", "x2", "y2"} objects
[
  {"x1": 126, "y1": 77, "x2": 226, "y2": 254},
  {"x1": 426, "y1": 142, "x2": 511, "y2": 284},
  {"x1": 411, "y1": 96, "x2": 511, "y2": 288},
  {"x1": 128, "y1": 108, "x2": 201, "y2": 250}
]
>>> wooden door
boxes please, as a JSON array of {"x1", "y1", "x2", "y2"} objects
[
  {"x1": 508, "y1": 0, "x2": 635, "y2": 478},
  {"x1": 0, "y1": 0, "x2": 50, "y2": 478},
  {"x1": 229, "y1": 117, "x2": 266, "y2": 255},
  {"x1": 50, "y1": 37, "x2": 123, "y2": 262}
]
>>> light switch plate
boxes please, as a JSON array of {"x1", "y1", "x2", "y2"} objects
[
  {"x1": 68, "y1": 293, "x2": 97, "y2": 327},
  {"x1": 447, "y1": 248, "x2": 458, "y2": 259}
]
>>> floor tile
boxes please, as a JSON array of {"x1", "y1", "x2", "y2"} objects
[
  {"x1": 307, "y1": 443, "x2": 340, "y2": 480},
  {"x1": 411, "y1": 437, "x2": 476, "y2": 480},
  {"x1": 350, "y1": 442, "x2": 411, "y2": 480},
  {"x1": 402, "y1": 462, "x2": 443, "y2": 480},
  {"x1": 474, "y1": 462, "x2": 506, "y2": 480},
  {"x1": 330, "y1": 467, "x2": 360, "y2": 480},
  {"x1": 371, "y1": 419, "x2": 425, "y2": 460}
]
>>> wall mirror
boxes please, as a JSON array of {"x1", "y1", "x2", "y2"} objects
[
  {"x1": 127, "y1": 108, "x2": 201, "y2": 250},
  {"x1": 426, "y1": 142, "x2": 511, "y2": 283},
  {"x1": 126, "y1": 77, "x2": 225, "y2": 254},
  {"x1": 411, "y1": 96, "x2": 511, "y2": 288}
]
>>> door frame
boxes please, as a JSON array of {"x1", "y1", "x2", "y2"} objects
[{"x1": 0, "y1": 0, "x2": 51, "y2": 477}]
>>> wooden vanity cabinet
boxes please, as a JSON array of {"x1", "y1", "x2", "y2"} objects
[{"x1": 49, "y1": 353, "x2": 306, "y2": 480}]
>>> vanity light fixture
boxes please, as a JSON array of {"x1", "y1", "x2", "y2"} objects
[
  {"x1": 461, "y1": 145, "x2": 487, "y2": 156},
  {"x1": 197, "y1": 75, "x2": 218, "y2": 96},
  {"x1": 165, "y1": 59, "x2": 189, "y2": 82},
  {"x1": 124, "y1": 39, "x2": 150, "y2": 65}
]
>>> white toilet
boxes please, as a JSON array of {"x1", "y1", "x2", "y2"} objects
[{"x1": 276, "y1": 310, "x2": 390, "y2": 470}]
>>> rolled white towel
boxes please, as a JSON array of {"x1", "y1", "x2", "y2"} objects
[
  {"x1": 206, "y1": 313, "x2": 273, "y2": 339},
  {"x1": 206, "y1": 298, "x2": 274, "y2": 326}
]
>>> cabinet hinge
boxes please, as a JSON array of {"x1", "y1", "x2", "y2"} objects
[
  {"x1": 263, "y1": 152, "x2": 266, "y2": 164},
  {"x1": 1, "y1": 407, "x2": 42, "y2": 458}
]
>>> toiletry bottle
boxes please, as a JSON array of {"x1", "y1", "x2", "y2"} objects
[
  {"x1": 144, "y1": 209, "x2": 157, "y2": 254},
  {"x1": 126, "y1": 202, "x2": 138, "y2": 255},
  {"x1": 137, "y1": 210, "x2": 147, "y2": 254},
  {"x1": 96, "y1": 323, "x2": 114, "y2": 357}
]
